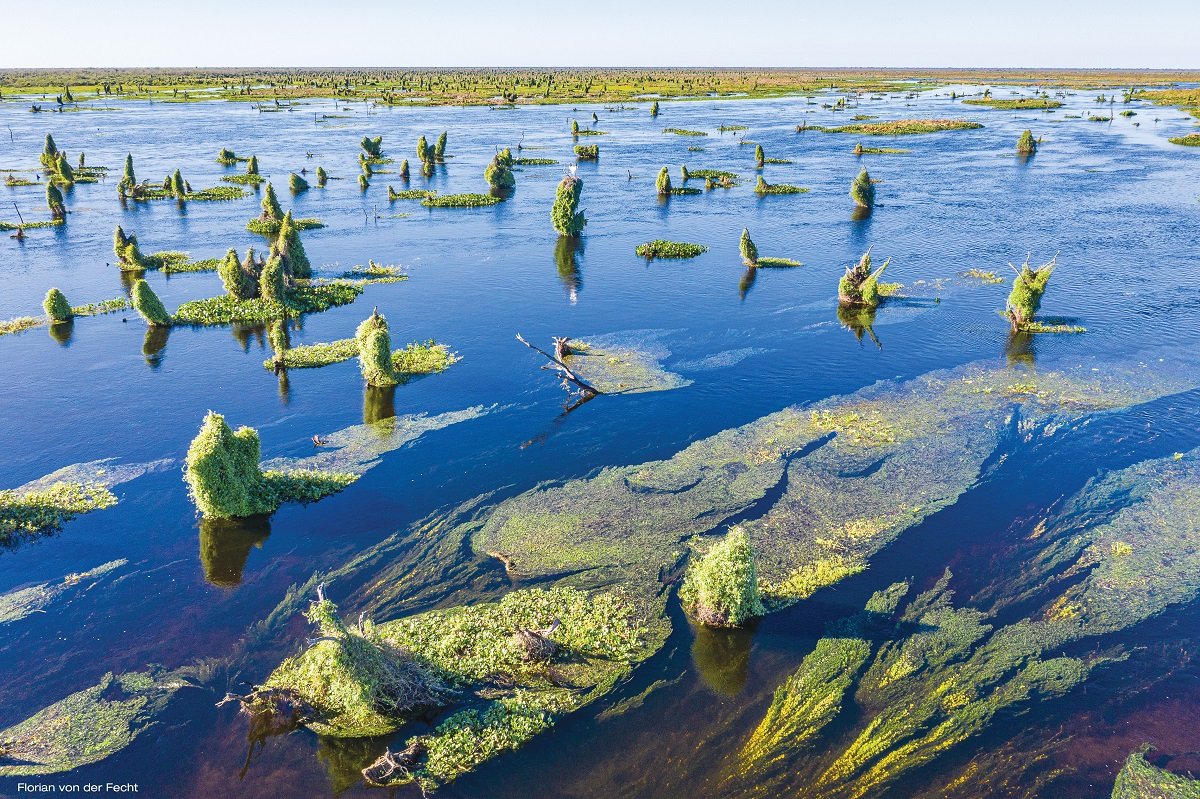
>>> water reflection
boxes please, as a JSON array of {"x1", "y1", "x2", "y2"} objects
[
  {"x1": 691, "y1": 622, "x2": 755, "y2": 696},
  {"x1": 231, "y1": 323, "x2": 265, "y2": 353},
  {"x1": 1005, "y1": 329, "x2": 1036, "y2": 366},
  {"x1": 316, "y1": 736, "x2": 388, "y2": 796},
  {"x1": 363, "y1": 384, "x2": 396, "y2": 424},
  {"x1": 198, "y1": 515, "x2": 271, "y2": 588},
  {"x1": 143, "y1": 325, "x2": 170, "y2": 367},
  {"x1": 837, "y1": 305, "x2": 881, "y2": 349},
  {"x1": 554, "y1": 235, "x2": 584, "y2": 304},
  {"x1": 47, "y1": 320, "x2": 73, "y2": 346},
  {"x1": 738, "y1": 267, "x2": 757, "y2": 301}
]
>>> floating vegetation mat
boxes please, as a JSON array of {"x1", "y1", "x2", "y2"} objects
[
  {"x1": 421, "y1": 193, "x2": 502, "y2": 208},
  {"x1": 266, "y1": 338, "x2": 455, "y2": 375},
  {"x1": 0, "y1": 458, "x2": 167, "y2": 543},
  {"x1": 726, "y1": 445, "x2": 1200, "y2": 799},
  {"x1": 563, "y1": 332, "x2": 692, "y2": 395},
  {"x1": 962, "y1": 98, "x2": 1063, "y2": 109},
  {"x1": 1111, "y1": 749, "x2": 1200, "y2": 798},
  {"x1": 821, "y1": 119, "x2": 983, "y2": 135},
  {"x1": 635, "y1": 240, "x2": 707, "y2": 259},
  {"x1": 512, "y1": 157, "x2": 558, "y2": 165},
  {"x1": 1168, "y1": 133, "x2": 1200, "y2": 146},
  {"x1": 0, "y1": 669, "x2": 191, "y2": 776},
  {"x1": 0, "y1": 560, "x2": 126, "y2": 625},
  {"x1": 174, "y1": 282, "x2": 363, "y2": 325},
  {"x1": 664, "y1": 128, "x2": 707, "y2": 136},
  {"x1": 260, "y1": 406, "x2": 490, "y2": 478},
  {"x1": 247, "y1": 217, "x2": 323, "y2": 235}
]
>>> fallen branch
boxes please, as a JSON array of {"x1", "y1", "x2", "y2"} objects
[{"x1": 515, "y1": 333, "x2": 601, "y2": 399}]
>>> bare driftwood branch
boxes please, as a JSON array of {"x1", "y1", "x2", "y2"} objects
[{"x1": 515, "y1": 333, "x2": 600, "y2": 398}]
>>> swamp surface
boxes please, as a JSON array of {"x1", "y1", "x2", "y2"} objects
[{"x1": 2, "y1": 82, "x2": 1200, "y2": 798}]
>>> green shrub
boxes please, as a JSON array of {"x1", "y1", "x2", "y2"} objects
[
  {"x1": 55, "y1": 153, "x2": 75, "y2": 185},
  {"x1": 838, "y1": 250, "x2": 889, "y2": 308},
  {"x1": 118, "y1": 153, "x2": 136, "y2": 195},
  {"x1": 655, "y1": 166, "x2": 672, "y2": 195},
  {"x1": 650, "y1": 100, "x2": 659, "y2": 117},
  {"x1": 399, "y1": 159, "x2": 410, "y2": 178},
  {"x1": 259, "y1": 255, "x2": 287, "y2": 304},
  {"x1": 361, "y1": 135, "x2": 384, "y2": 158},
  {"x1": 246, "y1": 155, "x2": 260, "y2": 175},
  {"x1": 635, "y1": 240, "x2": 707, "y2": 259},
  {"x1": 218, "y1": 248, "x2": 259, "y2": 300},
  {"x1": 260, "y1": 182, "x2": 283, "y2": 221},
  {"x1": 574, "y1": 144, "x2": 599, "y2": 160},
  {"x1": 740, "y1": 229, "x2": 758, "y2": 266},
  {"x1": 184, "y1": 411, "x2": 269, "y2": 519},
  {"x1": 358, "y1": 173, "x2": 369, "y2": 190},
  {"x1": 289, "y1": 173, "x2": 309, "y2": 193},
  {"x1": 416, "y1": 135, "x2": 429, "y2": 162},
  {"x1": 485, "y1": 154, "x2": 516, "y2": 191},
  {"x1": 217, "y1": 148, "x2": 237, "y2": 165},
  {"x1": 131, "y1": 279, "x2": 171, "y2": 326},
  {"x1": 171, "y1": 169, "x2": 187, "y2": 199},
  {"x1": 272, "y1": 211, "x2": 311, "y2": 278},
  {"x1": 1006, "y1": 257, "x2": 1055, "y2": 330},
  {"x1": 551, "y1": 174, "x2": 586, "y2": 236},
  {"x1": 680, "y1": 527, "x2": 765, "y2": 628},
  {"x1": 43, "y1": 288, "x2": 72, "y2": 322},
  {"x1": 46, "y1": 183, "x2": 65, "y2": 220},
  {"x1": 315, "y1": 166, "x2": 327, "y2": 186},
  {"x1": 754, "y1": 144, "x2": 764, "y2": 168},
  {"x1": 850, "y1": 167, "x2": 875, "y2": 208},
  {"x1": 1017, "y1": 129, "x2": 1038, "y2": 155},
  {"x1": 434, "y1": 131, "x2": 447, "y2": 160}
]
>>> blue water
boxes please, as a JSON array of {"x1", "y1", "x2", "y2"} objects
[{"x1": 1, "y1": 85, "x2": 1199, "y2": 798}]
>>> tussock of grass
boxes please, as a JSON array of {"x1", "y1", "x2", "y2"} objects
[{"x1": 635, "y1": 240, "x2": 707, "y2": 260}]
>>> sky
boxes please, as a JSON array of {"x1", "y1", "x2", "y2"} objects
[{"x1": 3, "y1": 0, "x2": 1197, "y2": 70}]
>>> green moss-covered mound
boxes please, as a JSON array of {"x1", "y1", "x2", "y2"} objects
[
  {"x1": 679, "y1": 527, "x2": 765, "y2": 627},
  {"x1": 635, "y1": 240, "x2": 707, "y2": 259},
  {"x1": 838, "y1": 251, "x2": 889, "y2": 308}
]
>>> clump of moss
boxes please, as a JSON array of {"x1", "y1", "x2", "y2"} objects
[
  {"x1": 754, "y1": 144, "x2": 765, "y2": 168},
  {"x1": 680, "y1": 527, "x2": 765, "y2": 628},
  {"x1": 551, "y1": 174, "x2": 586, "y2": 236},
  {"x1": 635, "y1": 240, "x2": 707, "y2": 260},
  {"x1": 740, "y1": 228, "x2": 758, "y2": 266},
  {"x1": 216, "y1": 148, "x2": 238, "y2": 165},
  {"x1": 361, "y1": 135, "x2": 384, "y2": 159},
  {"x1": 839, "y1": 250, "x2": 890, "y2": 308},
  {"x1": 43, "y1": 288, "x2": 72, "y2": 323},
  {"x1": 289, "y1": 173, "x2": 309, "y2": 193},
  {"x1": 315, "y1": 166, "x2": 328, "y2": 187},
  {"x1": 218, "y1": 248, "x2": 261, "y2": 300},
  {"x1": 574, "y1": 144, "x2": 599, "y2": 160},
  {"x1": 850, "y1": 167, "x2": 875, "y2": 208},
  {"x1": 1006, "y1": 256, "x2": 1056, "y2": 331},
  {"x1": 358, "y1": 173, "x2": 369, "y2": 191},
  {"x1": 46, "y1": 182, "x2": 65, "y2": 220},
  {"x1": 655, "y1": 166, "x2": 672, "y2": 195},
  {"x1": 1017, "y1": 129, "x2": 1039, "y2": 155},
  {"x1": 130, "y1": 279, "x2": 171, "y2": 327}
]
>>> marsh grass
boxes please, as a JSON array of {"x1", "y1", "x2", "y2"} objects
[
  {"x1": 822, "y1": 119, "x2": 983, "y2": 135},
  {"x1": 663, "y1": 128, "x2": 707, "y2": 136},
  {"x1": 420, "y1": 193, "x2": 503, "y2": 208},
  {"x1": 635, "y1": 240, "x2": 707, "y2": 259}
]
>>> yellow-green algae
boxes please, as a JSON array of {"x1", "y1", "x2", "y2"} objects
[
  {"x1": 0, "y1": 670, "x2": 188, "y2": 776},
  {"x1": 0, "y1": 559, "x2": 126, "y2": 624},
  {"x1": 264, "y1": 337, "x2": 456, "y2": 375},
  {"x1": 1112, "y1": 749, "x2": 1200, "y2": 799},
  {"x1": 560, "y1": 332, "x2": 691, "y2": 395},
  {"x1": 729, "y1": 446, "x2": 1200, "y2": 799}
]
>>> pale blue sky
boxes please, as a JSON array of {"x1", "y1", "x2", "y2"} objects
[{"x1": 3, "y1": 0, "x2": 1197, "y2": 69}]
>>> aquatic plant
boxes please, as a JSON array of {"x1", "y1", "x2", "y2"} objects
[
  {"x1": 315, "y1": 166, "x2": 327, "y2": 187},
  {"x1": 130, "y1": 279, "x2": 171, "y2": 326},
  {"x1": 850, "y1": 167, "x2": 875, "y2": 208},
  {"x1": 216, "y1": 148, "x2": 238, "y2": 164},
  {"x1": 838, "y1": 250, "x2": 889, "y2": 308},
  {"x1": 53, "y1": 153, "x2": 75, "y2": 185},
  {"x1": 650, "y1": 100, "x2": 659, "y2": 116},
  {"x1": 434, "y1": 131, "x2": 447, "y2": 161},
  {"x1": 484, "y1": 153, "x2": 516, "y2": 192},
  {"x1": 259, "y1": 182, "x2": 283, "y2": 223},
  {"x1": 273, "y1": 211, "x2": 311, "y2": 278},
  {"x1": 399, "y1": 159, "x2": 410, "y2": 178},
  {"x1": 755, "y1": 144, "x2": 765, "y2": 168},
  {"x1": 679, "y1": 527, "x2": 765, "y2": 628},
  {"x1": 39, "y1": 133, "x2": 58, "y2": 169},
  {"x1": 359, "y1": 314, "x2": 400, "y2": 388},
  {"x1": 574, "y1": 144, "x2": 599, "y2": 160},
  {"x1": 656, "y1": 166, "x2": 672, "y2": 195},
  {"x1": 46, "y1": 182, "x2": 65, "y2": 220},
  {"x1": 755, "y1": 176, "x2": 808, "y2": 195},
  {"x1": 42, "y1": 288, "x2": 72, "y2": 323},
  {"x1": 389, "y1": 186, "x2": 436, "y2": 201},
  {"x1": 358, "y1": 173, "x2": 369, "y2": 190},
  {"x1": 571, "y1": 119, "x2": 580, "y2": 135},
  {"x1": 740, "y1": 228, "x2": 758, "y2": 266},
  {"x1": 664, "y1": 128, "x2": 707, "y2": 136},
  {"x1": 963, "y1": 97, "x2": 1062, "y2": 109},
  {"x1": 421, "y1": 193, "x2": 503, "y2": 208},
  {"x1": 1017, "y1": 129, "x2": 1038, "y2": 155},
  {"x1": 416, "y1": 135, "x2": 429, "y2": 162},
  {"x1": 246, "y1": 154, "x2": 259, "y2": 175},
  {"x1": 218, "y1": 248, "x2": 259, "y2": 300},
  {"x1": 170, "y1": 169, "x2": 187, "y2": 199},
  {"x1": 1167, "y1": 133, "x2": 1200, "y2": 146},
  {"x1": 821, "y1": 119, "x2": 983, "y2": 135},
  {"x1": 360, "y1": 135, "x2": 384, "y2": 158},
  {"x1": 551, "y1": 174, "x2": 586, "y2": 236},
  {"x1": 1005, "y1": 255, "x2": 1055, "y2": 331},
  {"x1": 635, "y1": 240, "x2": 707, "y2": 260},
  {"x1": 258, "y1": 255, "x2": 287, "y2": 305},
  {"x1": 1112, "y1": 749, "x2": 1200, "y2": 798},
  {"x1": 289, "y1": 173, "x2": 309, "y2": 193}
]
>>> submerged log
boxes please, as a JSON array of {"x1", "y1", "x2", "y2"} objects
[
  {"x1": 362, "y1": 741, "x2": 427, "y2": 786},
  {"x1": 509, "y1": 618, "x2": 562, "y2": 662}
]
